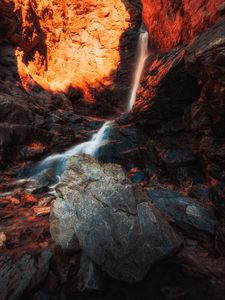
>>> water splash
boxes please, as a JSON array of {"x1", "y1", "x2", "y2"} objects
[
  {"x1": 24, "y1": 121, "x2": 113, "y2": 185},
  {"x1": 127, "y1": 27, "x2": 149, "y2": 111}
]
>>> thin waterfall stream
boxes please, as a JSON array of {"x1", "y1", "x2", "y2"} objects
[{"x1": 22, "y1": 27, "x2": 149, "y2": 187}]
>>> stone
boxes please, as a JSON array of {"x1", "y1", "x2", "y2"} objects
[
  {"x1": 0, "y1": 232, "x2": 6, "y2": 247},
  {"x1": 95, "y1": 121, "x2": 150, "y2": 171},
  {"x1": 0, "y1": 250, "x2": 52, "y2": 300},
  {"x1": 147, "y1": 187, "x2": 218, "y2": 241},
  {"x1": 50, "y1": 155, "x2": 181, "y2": 283},
  {"x1": 0, "y1": 0, "x2": 141, "y2": 112},
  {"x1": 77, "y1": 253, "x2": 106, "y2": 293},
  {"x1": 142, "y1": 0, "x2": 224, "y2": 52}
]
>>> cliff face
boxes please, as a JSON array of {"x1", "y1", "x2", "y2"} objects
[
  {"x1": 1, "y1": 0, "x2": 141, "y2": 104},
  {"x1": 142, "y1": 0, "x2": 225, "y2": 52},
  {"x1": 0, "y1": 0, "x2": 141, "y2": 170},
  {"x1": 127, "y1": 0, "x2": 225, "y2": 210}
]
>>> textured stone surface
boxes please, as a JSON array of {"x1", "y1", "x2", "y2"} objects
[
  {"x1": 128, "y1": 18, "x2": 225, "y2": 210},
  {"x1": 142, "y1": 0, "x2": 225, "y2": 52},
  {"x1": 0, "y1": 250, "x2": 52, "y2": 300},
  {"x1": 1, "y1": 0, "x2": 141, "y2": 105},
  {"x1": 77, "y1": 253, "x2": 106, "y2": 293},
  {"x1": 50, "y1": 155, "x2": 181, "y2": 282},
  {"x1": 147, "y1": 187, "x2": 218, "y2": 240}
]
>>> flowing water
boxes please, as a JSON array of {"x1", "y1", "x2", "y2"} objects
[
  {"x1": 127, "y1": 28, "x2": 149, "y2": 110},
  {"x1": 22, "y1": 27, "x2": 149, "y2": 186}
]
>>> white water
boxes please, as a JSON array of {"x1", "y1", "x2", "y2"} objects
[
  {"x1": 127, "y1": 28, "x2": 149, "y2": 111},
  {"x1": 24, "y1": 27, "x2": 149, "y2": 184},
  {"x1": 41, "y1": 120, "x2": 112, "y2": 165}
]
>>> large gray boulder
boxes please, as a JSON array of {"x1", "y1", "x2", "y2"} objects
[{"x1": 50, "y1": 155, "x2": 181, "y2": 282}]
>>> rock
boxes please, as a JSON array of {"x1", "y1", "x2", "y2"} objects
[
  {"x1": 0, "y1": 0, "x2": 142, "y2": 113},
  {"x1": 142, "y1": 0, "x2": 224, "y2": 52},
  {"x1": 50, "y1": 155, "x2": 181, "y2": 283},
  {"x1": 0, "y1": 250, "x2": 52, "y2": 300},
  {"x1": 147, "y1": 187, "x2": 218, "y2": 240},
  {"x1": 0, "y1": 232, "x2": 6, "y2": 247},
  {"x1": 130, "y1": 16, "x2": 225, "y2": 210},
  {"x1": 185, "y1": 19, "x2": 225, "y2": 209},
  {"x1": 31, "y1": 291, "x2": 49, "y2": 300},
  {"x1": 77, "y1": 253, "x2": 106, "y2": 293},
  {"x1": 130, "y1": 47, "x2": 201, "y2": 129},
  {"x1": 33, "y1": 206, "x2": 51, "y2": 217},
  {"x1": 95, "y1": 121, "x2": 150, "y2": 171}
]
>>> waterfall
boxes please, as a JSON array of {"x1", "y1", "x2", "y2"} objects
[
  {"x1": 27, "y1": 121, "x2": 113, "y2": 182},
  {"x1": 38, "y1": 120, "x2": 112, "y2": 169},
  {"x1": 22, "y1": 26, "x2": 149, "y2": 186},
  {"x1": 127, "y1": 27, "x2": 149, "y2": 111}
]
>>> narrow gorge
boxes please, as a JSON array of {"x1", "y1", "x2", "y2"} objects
[{"x1": 0, "y1": 1, "x2": 225, "y2": 299}]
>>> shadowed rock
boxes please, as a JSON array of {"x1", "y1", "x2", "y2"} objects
[
  {"x1": 0, "y1": 250, "x2": 52, "y2": 300},
  {"x1": 147, "y1": 187, "x2": 218, "y2": 241}
]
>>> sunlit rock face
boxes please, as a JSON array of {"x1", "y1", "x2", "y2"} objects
[
  {"x1": 1, "y1": 0, "x2": 141, "y2": 102},
  {"x1": 142, "y1": 0, "x2": 225, "y2": 52},
  {"x1": 128, "y1": 1, "x2": 225, "y2": 210}
]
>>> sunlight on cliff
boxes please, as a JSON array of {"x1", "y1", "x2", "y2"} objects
[{"x1": 14, "y1": 0, "x2": 131, "y2": 102}]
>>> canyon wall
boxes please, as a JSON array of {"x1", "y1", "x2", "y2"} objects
[
  {"x1": 0, "y1": 0, "x2": 141, "y2": 107},
  {"x1": 142, "y1": 0, "x2": 225, "y2": 52},
  {"x1": 0, "y1": 0, "x2": 141, "y2": 170},
  {"x1": 127, "y1": 0, "x2": 225, "y2": 210}
]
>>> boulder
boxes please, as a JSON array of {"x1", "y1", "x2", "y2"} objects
[
  {"x1": 50, "y1": 155, "x2": 181, "y2": 282},
  {"x1": 147, "y1": 187, "x2": 218, "y2": 241}
]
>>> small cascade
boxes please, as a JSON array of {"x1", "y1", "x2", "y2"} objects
[
  {"x1": 26, "y1": 121, "x2": 113, "y2": 183},
  {"x1": 127, "y1": 26, "x2": 149, "y2": 111},
  {"x1": 39, "y1": 120, "x2": 112, "y2": 169},
  {"x1": 21, "y1": 26, "x2": 149, "y2": 187}
]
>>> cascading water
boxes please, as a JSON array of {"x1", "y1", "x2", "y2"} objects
[
  {"x1": 127, "y1": 26, "x2": 149, "y2": 111},
  {"x1": 22, "y1": 26, "x2": 149, "y2": 187}
]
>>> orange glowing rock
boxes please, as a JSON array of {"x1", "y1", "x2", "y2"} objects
[
  {"x1": 0, "y1": 232, "x2": 6, "y2": 248},
  {"x1": 29, "y1": 142, "x2": 44, "y2": 150},
  {"x1": 22, "y1": 193, "x2": 37, "y2": 203},
  {"x1": 11, "y1": 0, "x2": 132, "y2": 99},
  {"x1": 9, "y1": 197, "x2": 20, "y2": 205},
  {"x1": 142, "y1": 0, "x2": 224, "y2": 52},
  {"x1": 33, "y1": 206, "x2": 51, "y2": 216}
]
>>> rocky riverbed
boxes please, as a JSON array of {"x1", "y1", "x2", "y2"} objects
[{"x1": 0, "y1": 0, "x2": 225, "y2": 299}]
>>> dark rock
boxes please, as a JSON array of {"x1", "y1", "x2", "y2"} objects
[
  {"x1": 50, "y1": 155, "x2": 181, "y2": 283},
  {"x1": 77, "y1": 253, "x2": 106, "y2": 293},
  {"x1": 147, "y1": 187, "x2": 218, "y2": 241},
  {"x1": 129, "y1": 46, "x2": 201, "y2": 130},
  {"x1": 0, "y1": 250, "x2": 52, "y2": 300},
  {"x1": 95, "y1": 121, "x2": 149, "y2": 171}
]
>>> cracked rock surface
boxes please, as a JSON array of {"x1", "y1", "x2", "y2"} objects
[{"x1": 50, "y1": 155, "x2": 181, "y2": 282}]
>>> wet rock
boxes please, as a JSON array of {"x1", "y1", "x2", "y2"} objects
[
  {"x1": 0, "y1": 250, "x2": 52, "y2": 300},
  {"x1": 50, "y1": 155, "x2": 181, "y2": 283},
  {"x1": 96, "y1": 121, "x2": 149, "y2": 171},
  {"x1": 128, "y1": 168, "x2": 148, "y2": 184},
  {"x1": 147, "y1": 187, "x2": 218, "y2": 241}
]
